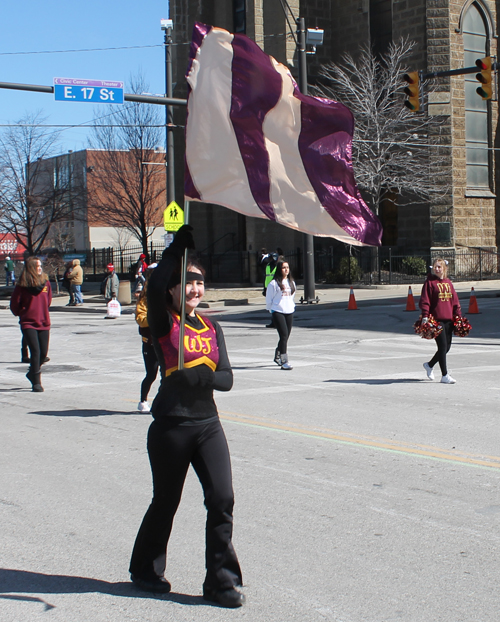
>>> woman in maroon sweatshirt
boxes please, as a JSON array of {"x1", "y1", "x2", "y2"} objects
[
  {"x1": 10, "y1": 257, "x2": 52, "y2": 392},
  {"x1": 419, "y1": 258, "x2": 461, "y2": 384}
]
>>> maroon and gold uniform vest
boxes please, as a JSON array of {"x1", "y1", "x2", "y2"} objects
[{"x1": 157, "y1": 313, "x2": 219, "y2": 377}]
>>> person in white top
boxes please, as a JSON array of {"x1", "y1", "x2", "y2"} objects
[{"x1": 265, "y1": 260, "x2": 296, "y2": 370}]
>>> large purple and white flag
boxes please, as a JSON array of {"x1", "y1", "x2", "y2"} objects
[{"x1": 184, "y1": 23, "x2": 382, "y2": 246}]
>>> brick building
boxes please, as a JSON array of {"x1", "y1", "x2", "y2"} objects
[
  {"x1": 31, "y1": 149, "x2": 167, "y2": 252},
  {"x1": 169, "y1": 0, "x2": 499, "y2": 263}
]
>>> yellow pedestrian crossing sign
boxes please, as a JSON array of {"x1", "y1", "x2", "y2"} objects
[{"x1": 163, "y1": 201, "x2": 184, "y2": 231}]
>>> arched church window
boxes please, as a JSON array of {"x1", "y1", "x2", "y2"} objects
[{"x1": 463, "y1": 2, "x2": 491, "y2": 188}]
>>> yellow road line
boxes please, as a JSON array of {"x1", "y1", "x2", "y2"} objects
[{"x1": 219, "y1": 411, "x2": 500, "y2": 471}]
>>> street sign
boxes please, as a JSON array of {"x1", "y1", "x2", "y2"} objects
[
  {"x1": 54, "y1": 78, "x2": 124, "y2": 104},
  {"x1": 63, "y1": 253, "x2": 87, "y2": 264},
  {"x1": 163, "y1": 201, "x2": 184, "y2": 231}
]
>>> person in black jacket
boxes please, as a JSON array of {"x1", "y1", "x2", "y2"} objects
[{"x1": 129, "y1": 225, "x2": 244, "y2": 608}]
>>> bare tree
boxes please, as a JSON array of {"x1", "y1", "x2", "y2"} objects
[
  {"x1": 42, "y1": 250, "x2": 67, "y2": 295},
  {"x1": 0, "y1": 111, "x2": 78, "y2": 255},
  {"x1": 50, "y1": 221, "x2": 76, "y2": 255},
  {"x1": 314, "y1": 39, "x2": 448, "y2": 215},
  {"x1": 88, "y1": 75, "x2": 166, "y2": 256},
  {"x1": 110, "y1": 227, "x2": 134, "y2": 252}
]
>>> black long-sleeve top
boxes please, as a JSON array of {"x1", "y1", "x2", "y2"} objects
[{"x1": 147, "y1": 248, "x2": 233, "y2": 421}]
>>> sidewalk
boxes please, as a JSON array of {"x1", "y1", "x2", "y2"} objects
[{"x1": 1, "y1": 279, "x2": 499, "y2": 315}]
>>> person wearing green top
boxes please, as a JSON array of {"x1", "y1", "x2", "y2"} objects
[
  {"x1": 4, "y1": 256, "x2": 15, "y2": 286},
  {"x1": 261, "y1": 248, "x2": 283, "y2": 328}
]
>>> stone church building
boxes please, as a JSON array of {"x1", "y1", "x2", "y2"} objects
[{"x1": 168, "y1": 0, "x2": 498, "y2": 267}]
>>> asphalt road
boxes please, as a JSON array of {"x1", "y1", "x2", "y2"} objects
[{"x1": 1, "y1": 296, "x2": 499, "y2": 622}]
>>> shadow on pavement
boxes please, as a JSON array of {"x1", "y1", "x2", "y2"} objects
[
  {"x1": 8, "y1": 365, "x2": 86, "y2": 374},
  {"x1": 212, "y1": 300, "x2": 497, "y2": 336},
  {"x1": 0, "y1": 568, "x2": 204, "y2": 606},
  {"x1": 29, "y1": 409, "x2": 134, "y2": 417},
  {"x1": 325, "y1": 378, "x2": 424, "y2": 385},
  {"x1": 214, "y1": 306, "x2": 421, "y2": 335}
]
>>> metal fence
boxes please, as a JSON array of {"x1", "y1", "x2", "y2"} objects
[
  {"x1": 318, "y1": 246, "x2": 500, "y2": 285},
  {"x1": 304, "y1": 246, "x2": 500, "y2": 285},
  {"x1": 54, "y1": 244, "x2": 500, "y2": 285}
]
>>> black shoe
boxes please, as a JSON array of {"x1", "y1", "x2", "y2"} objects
[
  {"x1": 203, "y1": 586, "x2": 245, "y2": 608},
  {"x1": 42, "y1": 357, "x2": 50, "y2": 364},
  {"x1": 131, "y1": 574, "x2": 171, "y2": 593},
  {"x1": 266, "y1": 323, "x2": 274, "y2": 328},
  {"x1": 32, "y1": 384, "x2": 44, "y2": 393},
  {"x1": 22, "y1": 357, "x2": 30, "y2": 364},
  {"x1": 274, "y1": 349, "x2": 281, "y2": 366}
]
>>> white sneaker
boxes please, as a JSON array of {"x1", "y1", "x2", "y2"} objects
[
  {"x1": 423, "y1": 362, "x2": 434, "y2": 381},
  {"x1": 137, "y1": 401, "x2": 151, "y2": 413},
  {"x1": 441, "y1": 374, "x2": 456, "y2": 384}
]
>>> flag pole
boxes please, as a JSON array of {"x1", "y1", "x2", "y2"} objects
[{"x1": 177, "y1": 200, "x2": 190, "y2": 369}]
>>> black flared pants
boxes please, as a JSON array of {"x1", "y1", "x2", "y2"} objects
[{"x1": 129, "y1": 417, "x2": 242, "y2": 591}]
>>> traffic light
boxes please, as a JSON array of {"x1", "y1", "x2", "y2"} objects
[
  {"x1": 403, "y1": 71, "x2": 420, "y2": 111},
  {"x1": 475, "y1": 57, "x2": 492, "y2": 99}
]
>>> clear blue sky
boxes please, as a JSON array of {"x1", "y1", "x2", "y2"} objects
[{"x1": 0, "y1": 1, "x2": 173, "y2": 152}]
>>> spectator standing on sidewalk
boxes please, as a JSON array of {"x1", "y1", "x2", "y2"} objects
[
  {"x1": 67, "y1": 259, "x2": 84, "y2": 306},
  {"x1": 261, "y1": 247, "x2": 283, "y2": 295},
  {"x1": 133, "y1": 253, "x2": 148, "y2": 298},
  {"x1": 62, "y1": 261, "x2": 74, "y2": 306},
  {"x1": 419, "y1": 258, "x2": 462, "y2": 384},
  {"x1": 101, "y1": 263, "x2": 119, "y2": 302},
  {"x1": 266, "y1": 259, "x2": 296, "y2": 370},
  {"x1": 10, "y1": 257, "x2": 52, "y2": 392},
  {"x1": 4, "y1": 256, "x2": 15, "y2": 286}
]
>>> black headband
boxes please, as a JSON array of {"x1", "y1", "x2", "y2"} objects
[{"x1": 168, "y1": 271, "x2": 205, "y2": 288}]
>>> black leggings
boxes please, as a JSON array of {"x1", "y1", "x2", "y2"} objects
[
  {"x1": 129, "y1": 417, "x2": 242, "y2": 591},
  {"x1": 22, "y1": 328, "x2": 50, "y2": 375},
  {"x1": 428, "y1": 319, "x2": 453, "y2": 375},
  {"x1": 140, "y1": 342, "x2": 159, "y2": 402},
  {"x1": 273, "y1": 312, "x2": 293, "y2": 354}
]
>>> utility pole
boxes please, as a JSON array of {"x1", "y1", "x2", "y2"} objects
[
  {"x1": 297, "y1": 17, "x2": 316, "y2": 303},
  {"x1": 161, "y1": 18, "x2": 175, "y2": 205}
]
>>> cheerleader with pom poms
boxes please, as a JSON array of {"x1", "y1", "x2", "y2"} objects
[{"x1": 417, "y1": 258, "x2": 469, "y2": 384}]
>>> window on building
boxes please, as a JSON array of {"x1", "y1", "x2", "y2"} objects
[
  {"x1": 369, "y1": 0, "x2": 392, "y2": 57},
  {"x1": 379, "y1": 190, "x2": 398, "y2": 246},
  {"x1": 54, "y1": 160, "x2": 73, "y2": 188},
  {"x1": 234, "y1": 0, "x2": 246, "y2": 34},
  {"x1": 463, "y1": 2, "x2": 490, "y2": 189}
]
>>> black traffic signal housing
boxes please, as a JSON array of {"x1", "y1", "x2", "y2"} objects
[
  {"x1": 403, "y1": 72, "x2": 420, "y2": 111},
  {"x1": 475, "y1": 57, "x2": 492, "y2": 99}
]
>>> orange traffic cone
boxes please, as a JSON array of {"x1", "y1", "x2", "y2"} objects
[
  {"x1": 405, "y1": 286, "x2": 416, "y2": 311},
  {"x1": 468, "y1": 287, "x2": 480, "y2": 314},
  {"x1": 347, "y1": 288, "x2": 358, "y2": 310}
]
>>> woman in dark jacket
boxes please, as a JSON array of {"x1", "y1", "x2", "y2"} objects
[
  {"x1": 10, "y1": 257, "x2": 52, "y2": 392},
  {"x1": 129, "y1": 226, "x2": 244, "y2": 608}
]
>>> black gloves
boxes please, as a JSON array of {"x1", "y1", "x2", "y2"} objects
[
  {"x1": 170, "y1": 364, "x2": 214, "y2": 388},
  {"x1": 163, "y1": 224, "x2": 195, "y2": 260}
]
